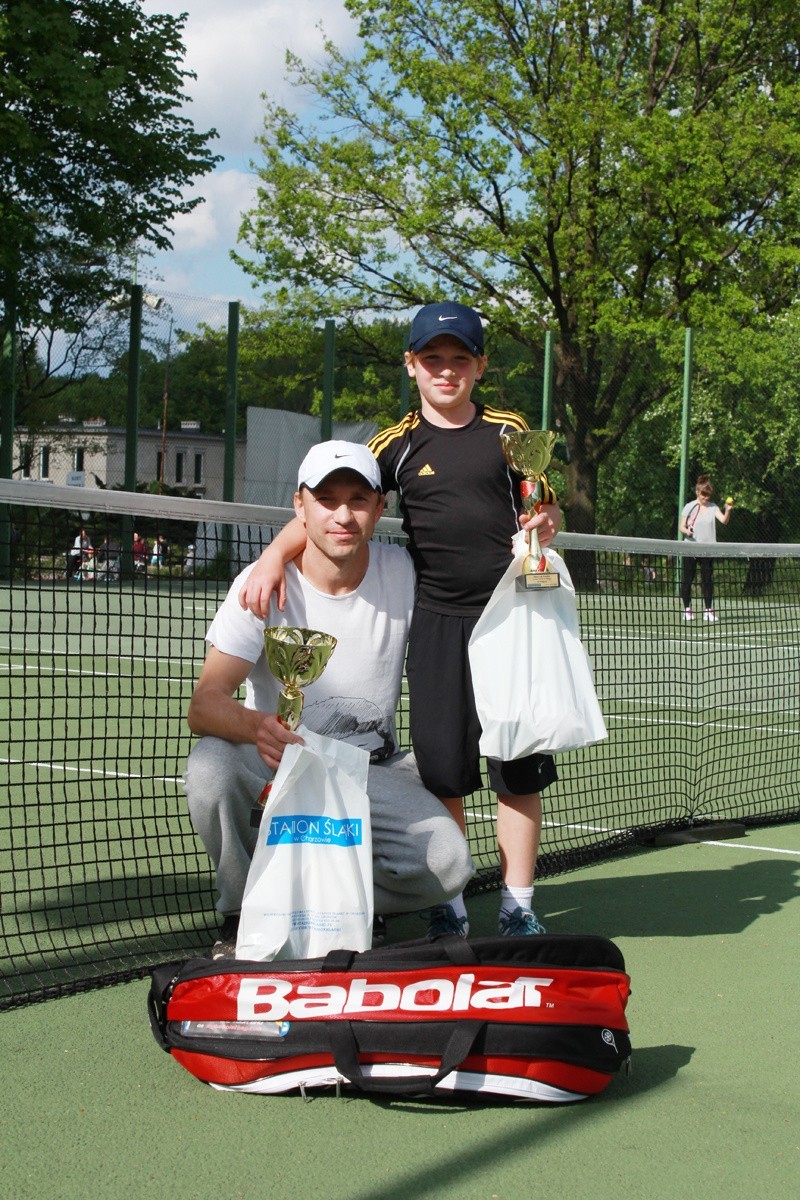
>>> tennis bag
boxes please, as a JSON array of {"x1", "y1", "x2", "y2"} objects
[{"x1": 148, "y1": 933, "x2": 631, "y2": 1103}]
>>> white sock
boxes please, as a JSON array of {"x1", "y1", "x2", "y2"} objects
[
  {"x1": 445, "y1": 893, "x2": 468, "y2": 924},
  {"x1": 500, "y1": 884, "x2": 534, "y2": 917}
]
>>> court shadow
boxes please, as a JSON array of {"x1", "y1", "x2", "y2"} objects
[
  {"x1": 346, "y1": 1043, "x2": 694, "y2": 1200},
  {"x1": 534, "y1": 854, "x2": 800, "y2": 939},
  {"x1": 12, "y1": 872, "x2": 217, "y2": 934}
]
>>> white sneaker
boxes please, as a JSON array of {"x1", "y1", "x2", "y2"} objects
[
  {"x1": 683, "y1": 608, "x2": 693, "y2": 621},
  {"x1": 703, "y1": 610, "x2": 718, "y2": 622}
]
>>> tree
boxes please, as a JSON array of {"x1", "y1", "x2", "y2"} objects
[
  {"x1": 597, "y1": 309, "x2": 800, "y2": 545},
  {"x1": 12, "y1": 298, "x2": 132, "y2": 431},
  {"x1": 238, "y1": 0, "x2": 800, "y2": 534},
  {"x1": 683, "y1": 310, "x2": 800, "y2": 544},
  {"x1": 1, "y1": 0, "x2": 219, "y2": 330}
]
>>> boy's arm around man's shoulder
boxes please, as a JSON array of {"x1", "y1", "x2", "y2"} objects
[{"x1": 238, "y1": 518, "x2": 307, "y2": 617}]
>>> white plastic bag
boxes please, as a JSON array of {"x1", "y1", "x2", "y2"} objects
[
  {"x1": 468, "y1": 534, "x2": 607, "y2": 760},
  {"x1": 236, "y1": 728, "x2": 373, "y2": 961}
]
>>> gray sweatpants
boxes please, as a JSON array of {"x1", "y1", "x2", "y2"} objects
[{"x1": 184, "y1": 737, "x2": 475, "y2": 917}]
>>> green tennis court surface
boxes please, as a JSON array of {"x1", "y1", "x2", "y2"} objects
[{"x1": 3, "y1": 824, "x2": 798, "y2": 1200}]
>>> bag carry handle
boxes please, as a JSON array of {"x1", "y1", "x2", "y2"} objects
[
  {"x1": 327, "y1": 1019, "x2": 484, "y2": 1095},
  {"x1": 147, "y1": 985, "x2": 170, "y2": 1051}
]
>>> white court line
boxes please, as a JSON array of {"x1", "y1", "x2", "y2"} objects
[
  {"x1": 545, "y1": 819, "x2": 629, "y2": 835},
  {"x1": 593, "y1": 633, "x2": 800, "y2": 653},
  {"x1": 466, "y1": 808, "x2": 800, "y2": 854},
  {"x1": 464, "y1": 808, "x2": 495, "y2": 824},
  {"x1": 2, "y1": 757, "x2": 181, "y2": 783},
  {"x1": 465, "y1": 809, "x2": 629, "y2": 837},
  {"x1": 599, "y1": 693, "x2": 798, "y2": 714},
  {"x1": 604, "y1": 713, "x2": 800, "y2": 737},
  {"x1": 0, "y1": 660, "x2": 195, "y2": 682},
  {"x1": 700, "y1": 840, "x2": 800, "y2": 856}
]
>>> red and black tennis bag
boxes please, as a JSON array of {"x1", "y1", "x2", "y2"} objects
[{"x1": 148, "y1": 933, "x2": 631, "y2": 1103}]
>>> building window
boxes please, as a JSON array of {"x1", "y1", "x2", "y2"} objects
[
  {"x1": 193, "y1": 452, "x2": 204, "y2": 485},
  {"x1": 175, "y1": 451, "x2": 184, "y2": 485},
  {"x1": 21, "y1": 447, "x2": 32, "y2": 478},
  {"x1": 40, "y1": 445, "x2": 50, "y2": 478},
  {"x1": 74, "y1": 447, "x2": 85, "y2": 471}
]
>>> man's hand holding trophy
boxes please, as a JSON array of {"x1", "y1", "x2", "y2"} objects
[{"x1": 250, "y1": 626, "x2": 337, "y2": 827}]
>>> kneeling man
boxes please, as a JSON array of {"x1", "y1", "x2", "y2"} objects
[{"x1": 185, "y1": 441, "x2": 474, "y2": 957}]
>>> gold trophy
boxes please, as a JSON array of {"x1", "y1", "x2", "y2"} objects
[
  {"x1": 250, "y1": 626, "x2": 338, "y2": 826},
  {"x1": 500, "y1": 430, "x2": 560, "y2": 591}
]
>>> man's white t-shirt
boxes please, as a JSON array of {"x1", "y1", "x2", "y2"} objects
[
  {"x1": 206, "y1": 542, "x2": 415, "y2": 762},
  {"x1": 681, "y1": 500, "x2": 724, "y2": 544}
]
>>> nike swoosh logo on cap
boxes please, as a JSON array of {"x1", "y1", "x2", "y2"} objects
[
  {"x1": 333, "y1": 453, "x2": 349, "y2": 458},
  {"x1": 438, "y1": 315, "x2": 457, "y2": 321}
]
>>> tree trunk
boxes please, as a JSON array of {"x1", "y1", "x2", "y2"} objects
[
  {"x1": 742, "y1": 509, "x2": 781, "y2": 597},
  {"x1": 562, "y1": 442, "x2": 599, "y2": 589}
]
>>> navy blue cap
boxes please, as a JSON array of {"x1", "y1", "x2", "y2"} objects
[{"x1": 408, "y1": 302, "x2": 485, "y2": 356}]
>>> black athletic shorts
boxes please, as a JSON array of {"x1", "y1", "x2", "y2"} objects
[{"x1": 406, "y1": 605, "x2": 557, "y2": 799}]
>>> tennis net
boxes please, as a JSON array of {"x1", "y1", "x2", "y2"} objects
[{"x1": 2, "y1": 480, "x2": 799, "y2": 1007}]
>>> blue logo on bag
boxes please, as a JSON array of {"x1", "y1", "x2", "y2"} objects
[{"x1": 266, "y1": 815, "x2": 363, "y2": 847}]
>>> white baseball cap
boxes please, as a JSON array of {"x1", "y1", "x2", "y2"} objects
[{"x1": 297, "y1": 441, "x2": 382, "y2": 492}]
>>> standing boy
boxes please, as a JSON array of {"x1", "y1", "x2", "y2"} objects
[{"x1": 240, "y1": 302, "x2": 561, "y2": 939}]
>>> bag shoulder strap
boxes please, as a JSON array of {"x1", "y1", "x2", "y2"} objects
[
  {"x1": 323, "y1": 948, "x2": 358, "y2": 972},
  {"x1": 328, "y1": 1019, "x2": 485, "y2": 1095}
]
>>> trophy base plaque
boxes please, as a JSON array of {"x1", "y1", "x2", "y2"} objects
[{"x1": 517, "y1": 571, "x2": 561, "y2": 592}]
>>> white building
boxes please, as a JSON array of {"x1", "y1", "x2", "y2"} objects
[{"x1": 12, "y1": 419, "x2": 246, "y2": 501}]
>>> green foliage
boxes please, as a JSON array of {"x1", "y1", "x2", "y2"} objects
[
  {"x1": 176, "y1": 305, "x2": 552, "y2": 432},
  {"x1": 596, "y1": 308, "x2": 800, "y2": 543},
  {"x1": 686, "y1": 309, "x2": 800, "y2": 542},
  {"x1": 1, "y1": 0, "x2": 219, "y2": 328},
  {"x1": 237, "y1": 0, "x2": 800, "y2": 531},
  {"x1": 215, "y1": 306, "x2": 412, "y2": 430}
]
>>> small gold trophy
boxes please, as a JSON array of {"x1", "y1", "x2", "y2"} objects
[
  {"x1": 500, "y1": 430, "x2": 560, "y2": 591},
  {"x1": 250, "y1": 626, "x2": 338, "y2": 826}
]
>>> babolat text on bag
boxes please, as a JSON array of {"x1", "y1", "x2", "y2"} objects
[{"x1": 149, "y1": 934, "x2": 631, "y2": 1103}]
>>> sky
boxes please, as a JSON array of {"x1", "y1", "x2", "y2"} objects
[{"x1": 140, "y1": 1, "x2": 358, "y2": 305}]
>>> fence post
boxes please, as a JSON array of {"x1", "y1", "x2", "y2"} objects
[
  {"x1": 321, "y1": 319, "x2": 335, "y2": 441},
  {"x1": 0, "y1": 279, "x2": 16, "y2": 581},
  {"x1": 119, "y1": 285, "x2": 143, "y2": 580},
  {"x1": 124, "y1": 285, "x2": 143, "y2": 493},
  {"x1": 677, "y1": 328, "x2": 694, "y2": 535},
  {"x1": 541, "y1": 330, "x2": 554, "y2": 430},
  {"x1": 675, "y1": 327, "x2": 694, "y2": 597},
  {"x1": 223, "y1": 302, "x2": 239, "y2": 503},
  {"x1": 222, "y1": 301, "x2": 240, "y2": 577}
]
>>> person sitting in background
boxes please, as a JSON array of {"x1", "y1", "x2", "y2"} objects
[
  {"x1": 68, "y1": 528, "x2": 92, "y2": 579},
  {"x1": 150, "y1": 534, "x2": 168, "y2": 568},
  {"x1": 133, "y1": 532, "x2": 148, "y2": 572}
]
